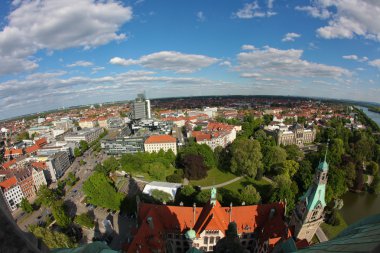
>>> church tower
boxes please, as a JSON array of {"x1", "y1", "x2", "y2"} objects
[{"x1": 290, "y1": 146, "x2": 329, "y2": 242}]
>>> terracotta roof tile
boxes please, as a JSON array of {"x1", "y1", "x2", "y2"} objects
[
  {"x1": 0, "y1": 176, "x2": 18, "y2": 190},
  {"x1": 145, "y1": 135, "x2": 176, "y2": 144}
]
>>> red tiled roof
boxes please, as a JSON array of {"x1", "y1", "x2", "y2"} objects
[
  {"x1": 4, "y1": 148, "x2": 23, "y2": 156},
  {"x1": 0, "y1": 176, "x2": 17, "y2": 190},
  {"x1": 35, "y1": 138, "x2": 47, "y2": 147},
  {"x1": 145, "y1": 135, "x2": 176, "y2": 144},
  {"x1": 127, "y1": 200, "x2": 290, "y2": 253},
  {"x1": 25, "y1": 144, "x2": 39, "y2": 154},
  {"x1": 1, "y1": 159, "x2": 17, "y2": 169},
  {"x1": 31, "y1": 161, "x2": 47, "y2": 169}
]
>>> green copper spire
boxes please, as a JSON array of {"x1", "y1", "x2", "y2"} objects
[
  {"x1": 210, "y1": 187, "x2": 217, "y2": 206},
  {"x1": 317, "y1": 140, "x2": 329, "y2": 172}
]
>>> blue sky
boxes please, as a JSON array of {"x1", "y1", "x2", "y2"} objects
[{"x1": 1, "y1": 0, "x2": 380, "y2": 119}]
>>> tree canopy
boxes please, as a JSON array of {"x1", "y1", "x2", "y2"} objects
[
  {"x1": 239, "y1": 185, "x2": 261, "y2": 205},
  {"x1": 82, "y1": 172, "x2": 123, "y2": 210},
  {"x1": 229, "y1": 139, "x2": 263, "y2": 177}
]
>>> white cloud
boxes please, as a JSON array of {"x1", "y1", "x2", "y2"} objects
[
  {"x1": 233, "y1": 1, "x2": 276, "y2": 19},
  {"x1": 369, "y1": 59, "x2": 380, "y2": 69},
  {"x1": 197, "y1": 11, "x2": 206, "y2": 22},
  {"x1": 295, "y1": 5, "x2": 331, "y2": 19},
  {"x1": 110, "y1": 51, "x2": 219, "y2": 73},
  {"x1": 282, "y1": 32, "x2": 301, "y2": 42},
  {"x1": 0, "y1": 70, "x2": 238, "y2": 119},
  {"x1": 235, "y1": 45, "x2": 350, "y2": 78},
  {"x1": 297, "y1": 1, "x2": 380, "y2": 41},
  {"x1": 0, "y1": 0, "x2": 132, "y2": 75},
  {"x1": 67, "y1": 61, "x2": 94, "y2": 67},
  {"x1": 267, "y1": 0, "x2": 275, "y2": 9},
  {"x1": 241, "y1": 44, "x2": 257, "y2": 51},
  {"x1": 342, "y1": 55, "x2": 368, "y2": 62},
  {"x1": 220, "y1": 61, "x2": 232, "y2": 67}
]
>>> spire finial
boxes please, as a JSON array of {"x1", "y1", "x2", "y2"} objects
[{"x1": 324, "y1": 139, "x2": 330, "y2": 162}]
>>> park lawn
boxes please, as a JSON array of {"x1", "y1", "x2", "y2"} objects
[
  {"x1": 223, "y1": 177, "x2": 273, "y2": 202},
  {"x1": 127, "y1": 166, "x2": 176, "y2": 182},
  {"x1": 190, "y1": 167, "x2": 237, "y2": 187},
  {"x1": 320, "y1": 211, "x2": 348, "y2": 239}
]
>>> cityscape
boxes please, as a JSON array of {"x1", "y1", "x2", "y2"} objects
[{"x1": 1, "y1": 1, "x2": 380, "y2": 253}]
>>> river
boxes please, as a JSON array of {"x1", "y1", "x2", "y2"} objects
[{"x1": 339, "y1": 106, "x2": 380, "y2": 224}]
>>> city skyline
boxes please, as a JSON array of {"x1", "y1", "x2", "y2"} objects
[{"x1": 1, "y1": 0, "x2": 380, "y2": 119}]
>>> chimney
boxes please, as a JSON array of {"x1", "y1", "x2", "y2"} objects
[
  {"x1": 229, "y1": 202, "x2": 232, "y2": 223},
  {"x1": 193, "y1": 203, "x2": 196, "y2": 229}
]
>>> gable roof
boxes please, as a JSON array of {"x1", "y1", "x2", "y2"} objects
[
  {"x1": 145, "y1": 135, "x2": 176, "y2": 144},
  {"x1": 0, "y1": 176, "x2": 18, "y2": 190},
  {"x1": 126, "y1": 199, "x2": 290, "y2": 253}
]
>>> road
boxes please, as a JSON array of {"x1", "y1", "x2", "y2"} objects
[
  {"x1": 316, "y1": 227, "x2": 328, "y2": 242},
  {"x1": 17, "y1": 148, "x2": 108, "y2": 231}
]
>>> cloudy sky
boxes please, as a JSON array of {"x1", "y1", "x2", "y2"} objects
[{"x1": 1, "y1": 0, "x2": 380, "y2": 119}]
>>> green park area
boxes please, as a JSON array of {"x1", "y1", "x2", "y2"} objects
[
  {"x1": 190, "y1": 167, "x2": 236, "y2": 187},
  {"x1": 222, "y1": 177, "x2": 273, "y2": 202},
  {"x1": 321, "y1": 211, "x2": 348, "y2": 239}
]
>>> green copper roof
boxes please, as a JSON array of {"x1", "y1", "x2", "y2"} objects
[
  {"x1": 185, "y1": 229, "x2": 196, "y2": 240},
  {"x1": 301, "y1": 183, "x2": 326, "y2": 211},
  {"x1": 52, "y1": 241, "x2": 118, "y2": 253},
  {"x1": 317, "y1": 160, "x2": 329, "y2": 172}
]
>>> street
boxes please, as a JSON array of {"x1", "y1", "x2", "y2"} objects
[{"x1": 17, "y1": 148, "x2": 108, "y2": 231}]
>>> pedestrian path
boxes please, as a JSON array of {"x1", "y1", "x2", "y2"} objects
[{"x1": 201, "y1": 176, "x2": 243, "y2": 190}]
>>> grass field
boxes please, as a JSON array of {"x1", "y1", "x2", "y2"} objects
[
  {"x1": 320, "y1": 211, "x2": 348, "y2": 239},
  {"x1": 190, "y1": 167, "x2": 237, "y2": 187},
  {"x1": 222, "y1": 177, "x2": 273, "y2": 202}
]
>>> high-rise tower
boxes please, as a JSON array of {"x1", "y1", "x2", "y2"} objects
[
  {"x1": 132, "y1": 93, "x2": 151, "y2": 120},
  {"x1": 290, "y1": 148, "x2": 329, "y2": 242}
]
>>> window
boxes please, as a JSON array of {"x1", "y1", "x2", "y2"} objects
[
  {"x1": 204, "y1": 237, "x2": 208, "y2": 244},
  {"x1": 210, "y1": 237, "x2": 214, "y2": 244}
]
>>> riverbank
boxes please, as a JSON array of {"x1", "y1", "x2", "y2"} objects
[{"x1": 354, "y1": 106, "x2": 380, "y2": 131}]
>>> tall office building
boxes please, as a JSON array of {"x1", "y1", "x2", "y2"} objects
[{"x1": 132, "y1": 93, "x2": 151, "y2": 120}]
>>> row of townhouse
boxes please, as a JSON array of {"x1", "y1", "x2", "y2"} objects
[{"x1": 0, "y1": 165, "x2": 47, "y2": 212}]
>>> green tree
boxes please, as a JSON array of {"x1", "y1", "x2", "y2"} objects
[
  {"x1": 16, "y1": 131, "x2": 30, "y2": 141},
  {"x1": 74, "y1": 147, "x2": 82, "y2": 157},
  {"x1": 102, "y1": 156, "x2": 119, "y2": 173},
  {"x1": 82, "y1": 172, "x2": 123, "y2": 210},
  {"x1": 262, "y1": 146, "x2": 287, "y2": 173},
  {"x1": 37, "y1": 185, "x2": 58, "y2": 207},
  {"x1": 182, "y1": 154, "x2": 208, "y2": 180},
  {"x1": 193, "y1": 125, "x2": 202, "y2": 131},
  {"x1": 285, "y1": 145, "x2": 304, "y2": 161},
  {"x1": 367, "y1": 161, "x2": 379, "y2": 176},
  {"x1": 229, "y1": 139, "x2": 263, "y2": 177},
  {"x1": 325, "y1": 166, "x2": 347, "y2": 203},
  {"x1": 345, "y1": 162, "x2": 357, "y2": 188},
  {"x1": 52, "y1": 202, "x2": 71, "y2": 228},
  {"x1": 369, "y1": 174, "x2": 380, "y2": 194},
  {"x1": 147, "y1": 162, "x2": 167, "y2": 180},
  {"x1": 151, "y1": 189, "x2": 173, "y2": 203},
  {"x1": 195, "y1": 190, "x2": 223, "y2": 205},
  {"x1": 30, "y1": 226, "x2": 76, "y2": 248},
  {"x1": 20, "y1": 198, "x2": 33, "y2": 213},
  {"x1": 270, "y1": 174, "x2": 298, "y2": 214},
  {"x1": 179, "y1": 143, "x2": 216, "y2": 169},
  {"x1": 281, "y1": 160, "x2": 300, "y2": 177},
  {"x1": 79, "y1": 140, "x2": 89, "y2": 152},
  {"x1": 254, "y1": 129, "x2": 276, "y2": 147},
  {"x1": 294, "y1": 160, "x2": 313, "y2": 192},
  {"x1": 239, "y1": 185, "x2": 261, "y2": 205},
  {"x1": 74, "y1": 213, "x2": 95, "y2": 229}
]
